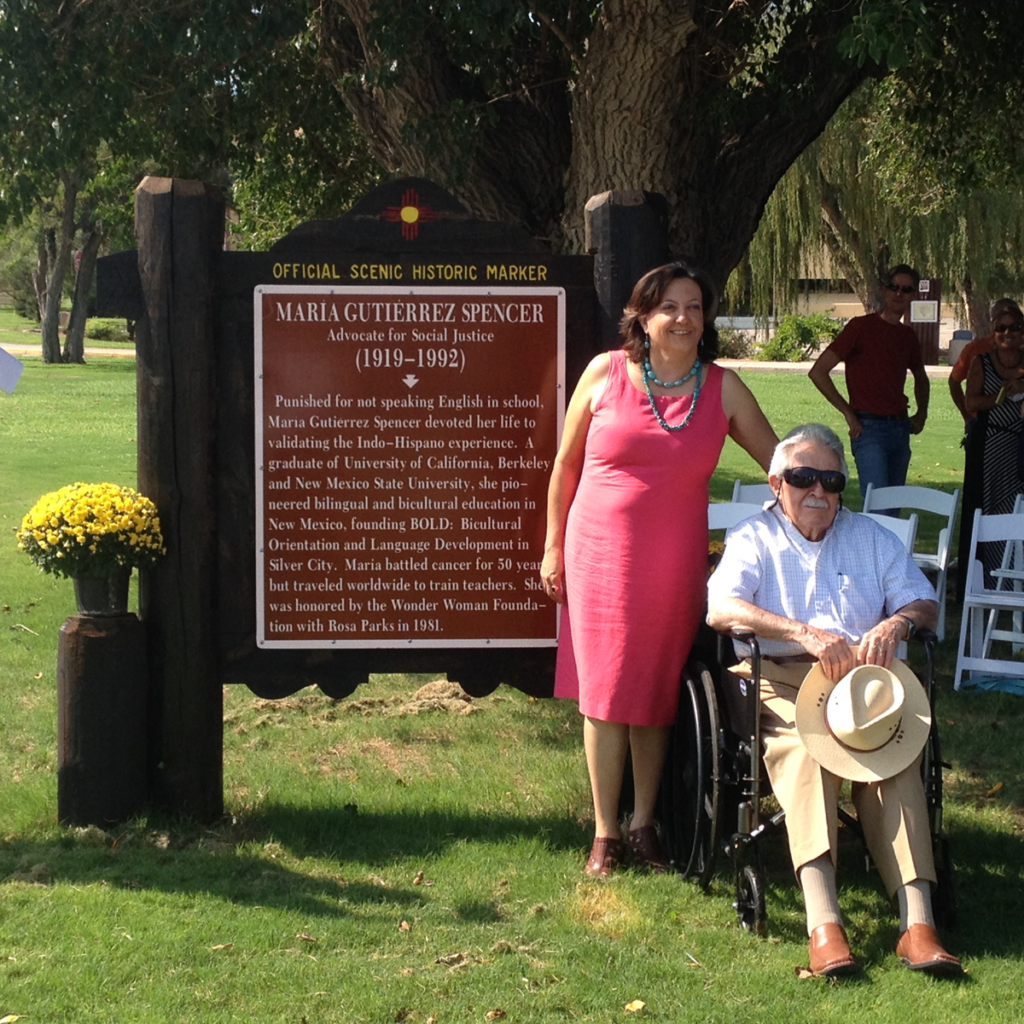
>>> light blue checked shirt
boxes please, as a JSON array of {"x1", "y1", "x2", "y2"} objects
[{"x1": 707, "y1": 504, "x2": 936, "y2": 659}]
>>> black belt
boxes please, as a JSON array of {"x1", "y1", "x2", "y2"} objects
[
  {"x1": 764, "y1": 654, "x2": 817, "y2": 665},
  {"x1": 856, "y1": 411, "x2": 908, "y2": 422}
]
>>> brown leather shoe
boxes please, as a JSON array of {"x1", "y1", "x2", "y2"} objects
[
  {"x1": 626, "y1": 825, "x2": 669, "y2": 874},
  {"x1": 584, "y1": 837, "x2": 625, "y2": 878},
  {"x1": 808, "y1": 923, "x2": 859, "y2": 978},
  {"x1": 896, "y1": 923, "x2": 964, "y2": 977}
]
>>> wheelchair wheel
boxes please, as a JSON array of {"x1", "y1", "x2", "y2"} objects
[
  {"x1": 735, "y1": 864, "x2": 766, "y2": 935},
  {"x1": 659, "y1": 662, "x2": 720, "y2": 889}
]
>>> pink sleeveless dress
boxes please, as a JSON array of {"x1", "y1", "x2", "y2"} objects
[{"x1": 554, "y1": 350, "x2": 728, "y2": 726}]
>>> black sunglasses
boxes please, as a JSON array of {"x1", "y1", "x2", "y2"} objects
[
  {"x1": 781, "y1": 467, "x2": 847, "y2": 493},
  {"x1": 994, "y1": 322, "x2": 1024, "y2": 333},
  {"x1": 886, "y1": 283, "x2": 916, "y2": 295}
]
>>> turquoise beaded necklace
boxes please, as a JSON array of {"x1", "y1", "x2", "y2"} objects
[
  {"x1": 643, "y1": 337, "x2": 701, "y2": 388},
  {"x1": 642, "y1": 338, "x2": 703, "y2": 432},
  {"x1": 643, "y1": 365, "x2": 703, "y2": 432}
]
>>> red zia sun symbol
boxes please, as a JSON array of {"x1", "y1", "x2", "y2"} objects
[{"x1": 382, "y1": 188, "x2": 438, "y2": 241}]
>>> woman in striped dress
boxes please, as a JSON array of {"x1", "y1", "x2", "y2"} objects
[{"x1": 965, "y1": 309, "x2": 1024, "y2": 580}]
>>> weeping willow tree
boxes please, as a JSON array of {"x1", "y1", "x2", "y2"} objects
[{"x1": 736, "y1": 80, "x2": 1024, "y2": 335}]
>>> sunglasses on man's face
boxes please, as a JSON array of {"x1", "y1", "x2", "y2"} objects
[
  {"x1": 886, "y1": 283, "x2": 916, "y2": 295},
  {"x1": 994, "y1": 322, "x2": 1024, "y2": 333},
  {"x1": 781, "y1": 467, "x2": 847, "y2": 493}
]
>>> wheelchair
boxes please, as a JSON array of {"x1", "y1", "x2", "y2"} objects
[{"x1": 656, "y1": 623, "x2": 955, "y2": 936}]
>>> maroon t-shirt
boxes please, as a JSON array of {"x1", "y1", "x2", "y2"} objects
[{"x1": 826, "y1": 313, "x2": 924, "y2": 416}]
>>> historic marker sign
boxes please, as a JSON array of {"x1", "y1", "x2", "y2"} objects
[{"x1": 255, "y1": 285, "x2": 565, "y2": 648}]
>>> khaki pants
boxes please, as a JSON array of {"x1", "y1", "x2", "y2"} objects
[{"x1": 737, "y1": 659, "x2": 936, "y2": 897}]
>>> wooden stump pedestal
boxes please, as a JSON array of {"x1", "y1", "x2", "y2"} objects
[{"x1": 57, "y1": 613, "x2": 148, "y2": 827}]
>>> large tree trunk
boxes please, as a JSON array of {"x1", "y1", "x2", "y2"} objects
[
  {"x1": 320, "y1": 1, "x2": 875, "y2": 291},
  {"x1": 40, "y1": 173, "x2": 79, "y2": 364},
  {"x1": 63, "y1": 222, "x2": 103, "y2": 364}
]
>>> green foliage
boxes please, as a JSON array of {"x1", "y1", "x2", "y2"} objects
[
  {"x1": 757, "y1": 313, "x2": 844, "y2": 362},
  {"x1": 716, "y1": 325, "x2": 755, "y2": 359},
  {"x1": 84, "y1": 318, "x2": 131, "y2": 342}
]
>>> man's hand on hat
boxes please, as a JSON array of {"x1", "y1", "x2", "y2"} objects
[
  {"x1": 856, "y1": 616, "x2": 906, "y2": 669},
  {"x1": 798, "y1": 625, "x2": 856, "y2": 682}
]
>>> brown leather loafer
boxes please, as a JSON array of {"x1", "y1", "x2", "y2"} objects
[
  {"x1": 584, "y1": 836, "x2": 625, "y2": 878},
  {"x1": 896, "y1": 923, "x2": 964, "y2": 977},
  {"x1": 626, "y1": 825, "x2": 670, "y2": 874},
  {"x1": 809, "y1": 923, "x2": 859, "y2": 978}
]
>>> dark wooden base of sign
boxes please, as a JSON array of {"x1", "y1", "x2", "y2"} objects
[{"x1": 57, "y1": 614, "x2": 148, "y2": 828}]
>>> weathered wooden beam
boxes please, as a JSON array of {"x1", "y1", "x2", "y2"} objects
[
  {"x1": 585, "y1": 190, "x2": 669, "y2": 350},
  {"x1": 135, "y1": 177, "x2": 224, "y2": 820}
]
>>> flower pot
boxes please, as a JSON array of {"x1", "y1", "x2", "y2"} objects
[{"x1": 73, "y1": 569, "x2": 132, "y2": 616}]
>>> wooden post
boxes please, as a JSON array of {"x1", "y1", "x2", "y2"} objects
[
  {"x1": 57, "y1": 614, "x2": 147, "y2": 826},
  {"x1": 135, "y1": 177, "x2": 224, "y2": 820},
  {"x1": 585, "y1": 190, "x2": 669, "y2": 349}
]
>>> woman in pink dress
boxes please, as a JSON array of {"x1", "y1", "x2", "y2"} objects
[{"x1": 541, "y1": 262, "x2": 776, "y2": 877}]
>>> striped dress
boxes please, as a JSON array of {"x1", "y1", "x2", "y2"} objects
[{"x1": 977, "y1": 352, "x2": 1024, "y2": 579}]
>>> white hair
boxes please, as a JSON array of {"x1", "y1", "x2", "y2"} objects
[{"x1": 768, "y1": 423, "x2": 849, "y2": 480}]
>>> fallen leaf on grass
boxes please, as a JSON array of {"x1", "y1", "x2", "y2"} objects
[
  {"x1": 398, "y1": 920, "x2": 412, "y2": 932},
  {"x1": 436, "y1": 951, "x2": 470, "y2": 967},
  {"x1": 2, "y1": 1015, "x2": 28, "y2": 1023},
  {"x1": 794, "y1": 966, "x2": 815, "y2": 980},
  {"x1": 685, "y1": 952, "x2": 702, "y2": 967},
  {"x1": 624, "y1": 999, "x2": 646, "y2": 1013},
  {"x1": 413, "y1": 870, "x2": 424, "y2": 884},
  {"x1": 211, "y1": 943, "x2": 234, "y2": 951},
  {"x1": 297, "y1": 933, "x2": 318, "y2": 943},
  {"x1": 484, "y1": 1012, "x2": 506, "y2": 1021},
  {"x1": 987, "y1": 782, "x2": 1004, "y2": 797}
]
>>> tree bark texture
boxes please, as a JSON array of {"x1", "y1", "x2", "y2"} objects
[
  {"x1": 135, "y1": 176, "x2": 225, "y2": 821},
  {"x1": 63, "y1": 222, "x2": 103, "y2": 364},
  {"x1": 319, "y1": 1, "x2": 875, "y2": 289},
  {"x1": 41, "y1": 171, "x2": 78, "y2": 364}
]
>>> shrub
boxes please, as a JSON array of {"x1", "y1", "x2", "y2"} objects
[
  {"x1": 716, "y1": 325, "x2": 755, "y2": 359},
  {"x1": 85, "y1": 317, "x2": 132, "y2": 342},
  {"x1": 757, "y1": 313, "x2": 844, "y2": 362}
]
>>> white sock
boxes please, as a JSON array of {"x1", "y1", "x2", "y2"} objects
[
  {"x1": 897, "y1": 879, "x2": 935, "y2": 931},
  {"x1": 799, "y1": 855, "x2": 843, "y2": 935}
]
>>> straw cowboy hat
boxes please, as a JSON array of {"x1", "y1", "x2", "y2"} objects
[{"x1": 794, "y1": 659, "x2": 931, "y2": 783}]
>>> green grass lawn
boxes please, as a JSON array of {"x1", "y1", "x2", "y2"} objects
[
  {"x1": 0, "y1": 305, "x2": 135, "y2": 350},
  {"x1": 1, "y1": 355, "x2": 1023, "y2": 1023}
]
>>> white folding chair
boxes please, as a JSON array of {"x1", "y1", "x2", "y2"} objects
[
  {"x1": 730, "y1": 480, "x2": 776, "y2": 505},
  {"x1": 863, "y1": 484, "x2": 960, "y2": 641},
  {"x1": 860, "y1": 511, "x2": 919, "y2": 660},
  {"x1": 954, "y1": 506, "x2": 1024, "y2": 690},
  {"x1": 983, "y1": 493, "x2": 1024, "y2": 654},
  {"x1": 708, "y1": 502, "x2": 768, "y2": 532}
]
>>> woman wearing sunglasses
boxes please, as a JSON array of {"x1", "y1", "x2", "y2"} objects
[
  {"x1": 708, "y1": 423, "x2": 960, "y2": 978},
  {"x1": 964, "y1": 308, "x2": 1024, "y2": 582}
]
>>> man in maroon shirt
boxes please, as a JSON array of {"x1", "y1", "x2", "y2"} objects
[{"x1": 808, "y1": 265, "x2": 929, "y2": 500}]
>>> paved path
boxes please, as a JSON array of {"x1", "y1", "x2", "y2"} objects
[{"x1": 1, "y1": 343, "x2": 136, "y2": 359}]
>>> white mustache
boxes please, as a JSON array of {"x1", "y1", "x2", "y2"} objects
[{"x1": 801, "y1": 497, "x2": 830, "y2": 509}]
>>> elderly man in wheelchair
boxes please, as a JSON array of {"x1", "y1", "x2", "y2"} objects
[{"x1": 707, "y1": 423, "x2": 962, "y2": 978}]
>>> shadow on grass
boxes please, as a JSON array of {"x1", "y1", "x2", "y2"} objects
[
  {"x1": 701, "y1": 810, "x2": 1024, "y2": 968},
  {"x1": 0, "y1": 805, "x2": 590, "y2": 920}
]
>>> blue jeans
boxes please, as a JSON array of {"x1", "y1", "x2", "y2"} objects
[{"x1": 851, "y1": 416, "x2": 911, "y2": 510}]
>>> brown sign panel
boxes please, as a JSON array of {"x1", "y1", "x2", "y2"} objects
[{"x1": 255, "y1": 286, "x2": 564, "y2": 648}]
